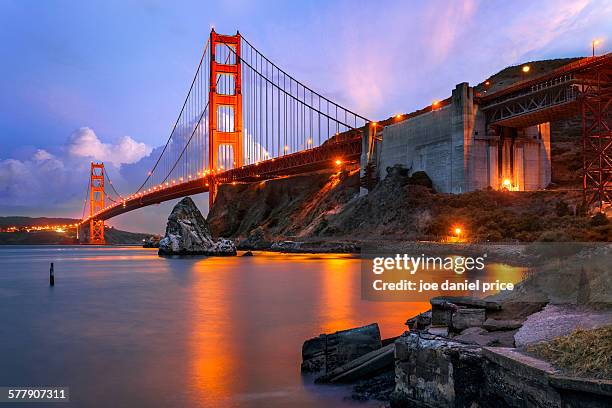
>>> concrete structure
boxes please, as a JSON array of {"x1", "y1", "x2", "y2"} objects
[{"x1": 377, "y1": 83, "x2": 551, "y2": 193}]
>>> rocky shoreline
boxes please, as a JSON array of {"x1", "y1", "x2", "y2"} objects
[{"x1": 301, "y1": 296, "x2": 612, "y2": 407}]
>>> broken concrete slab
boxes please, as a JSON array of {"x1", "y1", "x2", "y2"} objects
[
  {"x1": 454, "y1": 329, "x2": 516, "y2": 347},
  {"x1": 301, "y1": 323, "x2": 382, "y2": 374},
  {"x1": 514, "y1": 304, "x2": 612, "y2": 348},
  {"x1": 426, "y1": 326, "x2": 449, "y2": 337},
  {"x1": 450, "y1": 308, "x2": 486, "y2": 331},
  {"x1": 483, "y1": 318, "x2": 523, "y2": 331},
  {"x1": 430, "y1": 296, "x2": 502, "y2": 311},
  {"x1": 316, "y1": 343, "x2": 395, "y2": 383},
  {"x1": 482, "y1": 347, "x2": 563, "y2": 407}
]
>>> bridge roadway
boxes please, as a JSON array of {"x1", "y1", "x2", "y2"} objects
[
  {"x1": 80, "y1": 131, "x2": 362, "y2": 224},
  {"x1": 479, "y1": 53, "x2": 612, "y2": 128}
]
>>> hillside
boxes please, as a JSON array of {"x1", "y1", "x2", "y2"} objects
[
  {"x1": 208, "y1": 167, "x2": 610, "y2": 245},
  {"x1": 0, "y1": 217, "x2": 150, "y2": 245},
  {"x1": 0, "y1": 216, "x2": 80, "y2": 228}
]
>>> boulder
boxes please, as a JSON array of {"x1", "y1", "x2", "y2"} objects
[
  {"x1": 450, "y1": 308, "x2": 486, "y2": 331},
  {"x1": 238, "y1": 226, "x2": 271, "y2": 250},
  {"x1": 301, "y1": 323, "x2": 382, "y2": 374},
  {"x1": 270, "y1": 240, "x2": 302, "y2": 251},
  {"x1": 142, "y1": 235, "x2": 160, "y2": 248},
  {"x1": 483, "y1": 318, "x2": 523, "y2": 331},
  {"x1": 405, "y1": 310, "x2": 431, "y2": 330},
  {"x1": 158, "y1": 197, "x2": 236, "y2": 256}
]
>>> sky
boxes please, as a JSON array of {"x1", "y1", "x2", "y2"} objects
[{"x1": 1, "y1": 0, "x2": 611, "y2": 233}]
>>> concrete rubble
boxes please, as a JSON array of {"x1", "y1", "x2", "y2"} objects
[{"x1": 302, "y1": 294, "x2": 612, "y2": 407}]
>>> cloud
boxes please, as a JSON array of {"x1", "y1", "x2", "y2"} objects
[
  {"x1": 0, "y1": 128, "x2": 153, "y2": 215},
  {"x1": 67, "y1": 127, "x2": 152, "y2": 166}
]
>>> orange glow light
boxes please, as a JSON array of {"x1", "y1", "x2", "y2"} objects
[
  {"x1": 432, "y1": 100, "x2": 440, "y2": 108},
  {"x1": 522, "y1": 65, "x2": 530, "y2": 73},
  {"x1": 335, "y1": 159, "x2": 342, "y2": 166}
]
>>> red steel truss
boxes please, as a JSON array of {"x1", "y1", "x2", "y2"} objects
[{"x1": 582, "y1": 61, "x2": 612, "y2": 209}]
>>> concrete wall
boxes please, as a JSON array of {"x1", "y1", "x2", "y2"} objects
[
  {"x1": 375, "y1": 82, "x2": 551, "y2": 193},
  {"x1": 379, "y1": 83, "x2": 475, "y2": 193}
]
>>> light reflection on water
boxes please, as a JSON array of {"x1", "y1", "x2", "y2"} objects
[{"x1": 0, "y1": 246, "x2": 524, "y2": 407}]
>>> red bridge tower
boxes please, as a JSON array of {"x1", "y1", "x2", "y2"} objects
[
  {"x1": 89, "y1": 162, "x2": 105, "y2": 245},
  {"x1": 208, "y1": 30, "x2": 243, "y2": 207}
]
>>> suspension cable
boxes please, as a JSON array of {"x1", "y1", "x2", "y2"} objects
[
  {"x1": 103, "y1": 167, "x2": 125, "y2": 201},
  {"x1": 221, "y1": 40, "x2": 368, "y2": 128},
  {"x1": 158, "y1": 50, "x2": 234, "y2": 184},
  {"x1": 133, "y1": 38, "x2": 211, "y2": 194},
  {"x1": 240, "y1": 34, "x2": 370, "y2": 123},
  {"x1": 81, "y1": 178, "x2": 90, "y2": 220}
]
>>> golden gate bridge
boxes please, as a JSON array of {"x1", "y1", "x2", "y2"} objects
[
  {"x1": 78, "y1": 30, "x2": 612, "y2": 244},
  {"x1": 80, "y1": 30, "x2": 369, "y2": 244}
]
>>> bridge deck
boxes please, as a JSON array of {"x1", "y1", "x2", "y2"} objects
[{"x1": 81, "y1": 134, "x2": 362, "y2": 223}]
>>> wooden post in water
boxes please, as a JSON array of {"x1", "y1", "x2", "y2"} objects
[{"x1": 49, "y1": 263, "x2": 55, "y2": 286}]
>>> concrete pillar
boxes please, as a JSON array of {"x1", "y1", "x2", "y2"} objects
[
  {"x1": 501, "y1": 138, "x2": 513, "y2": 186},
  {"x1": 450, "y1": 83, "x2": 475, "y2": 194},
  {"x1": 360, "y1": 124, "x2": 375, "y2": 196},
  {"x1": 538, "y1": 122, "x2": 551, "y2": 188},
  {"x1": 513, "y1": 143, "x2": 524, "y2": 191},
  {"x1": 488, "y1": 142, "x2": 499, "y2": 189}
]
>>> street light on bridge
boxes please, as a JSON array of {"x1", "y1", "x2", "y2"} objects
[{"x1": 592, "y1": 39, "x2": 601, "y2": 57}]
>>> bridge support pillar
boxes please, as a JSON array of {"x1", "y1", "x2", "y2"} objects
[
  {"x1": 89, "y1": 162, "x2": 105, "y2": 245},
  {"x1": 208, "y1": 30, "x2": 242, "y2": 208}
]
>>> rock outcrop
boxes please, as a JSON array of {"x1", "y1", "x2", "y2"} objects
[{"x1": 158, "y1": 197, "x2": 236, "y2": 256}]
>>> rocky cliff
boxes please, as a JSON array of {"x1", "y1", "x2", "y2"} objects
[
  {"x1": 207, "y1": 166, "x2": 610, "y2": 244},
  {"x1": 208, "y1": 169, "x2": 360, "y2": 246},
  {"x1": 159, "y1": 197, "x2": 236, "y2": 256}
]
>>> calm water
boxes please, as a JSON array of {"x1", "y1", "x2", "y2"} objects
[{"x1": 0, "y1": 246, "x2": 525, "y2": 407}]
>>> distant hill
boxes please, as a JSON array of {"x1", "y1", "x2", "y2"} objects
[
  {"x1": 0, "y1": 216, "x2": 80, "y2": 228},
  {"x1": 0, "y1": 216, "x2": 152, "y2": 245}
]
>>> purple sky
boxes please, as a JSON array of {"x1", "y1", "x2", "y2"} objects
[{"x1": 1, "y1": 0, "x2": 611, "y2": 234}]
